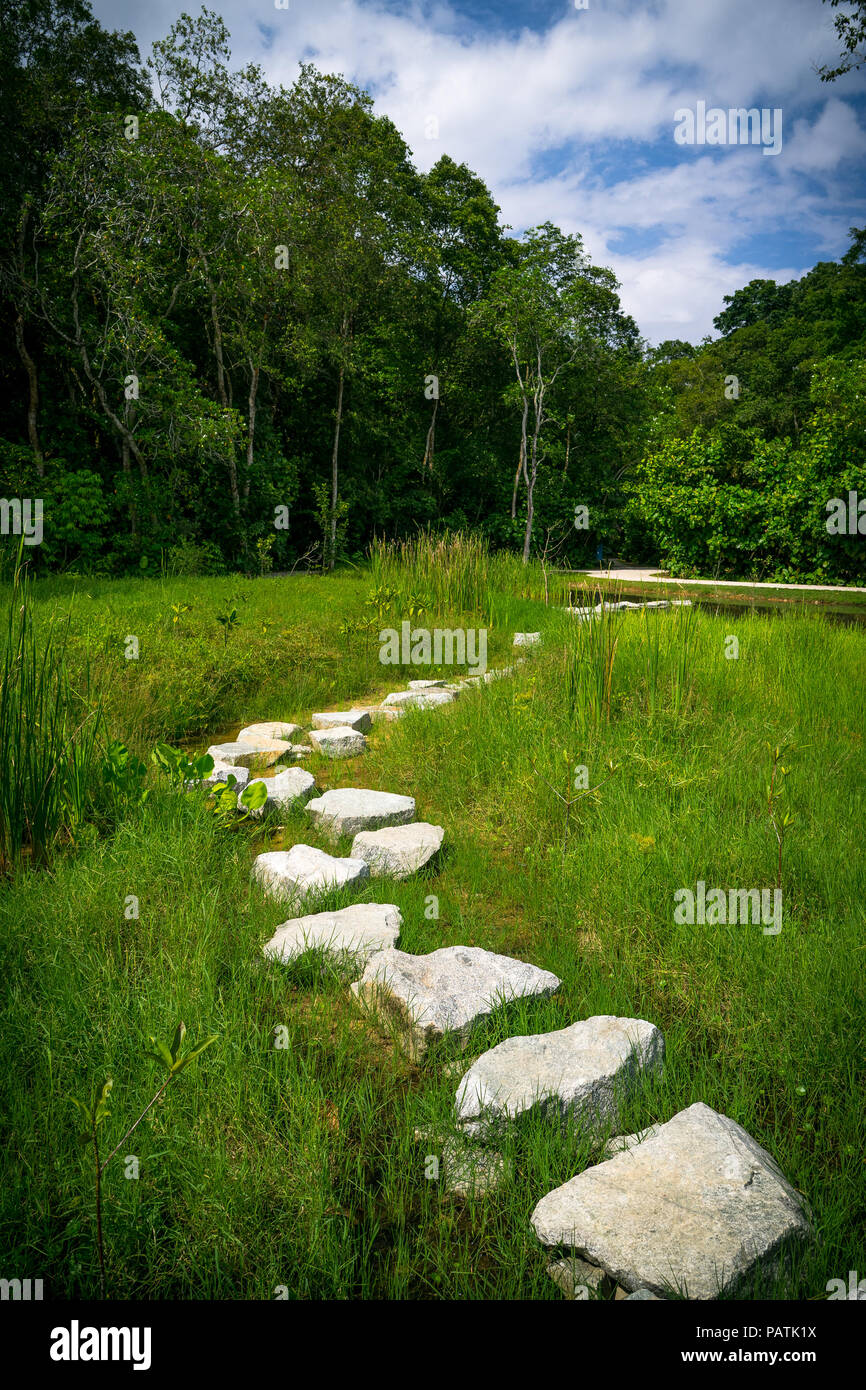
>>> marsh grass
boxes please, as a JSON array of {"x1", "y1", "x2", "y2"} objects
[{"x1": 0, "y1": 547, "x2": 103, "y2": 873}]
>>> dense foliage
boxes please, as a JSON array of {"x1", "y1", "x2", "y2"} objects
[{"x1": 1, "y1": 2, "x2": 864, "y2": 582}]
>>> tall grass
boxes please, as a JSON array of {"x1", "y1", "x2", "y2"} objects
[
  {"x1": 0, "y1": 546, "x2": 103, "y2": 874},
  {"x1": 369, "y1": 530, "x2": 492, "y2": 618}
]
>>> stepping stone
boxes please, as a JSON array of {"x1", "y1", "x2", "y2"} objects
[
  {"x1": 381, "y1": 689, "x2": 454, "y2": 710},
  {"x1": 311, "y1": 709, "x2": 373, "y2": 733},
  {"x1": 530, "y1": 1102, "x2": 812, "y2": 1300},
  {"x1": 512, "y1": 633, "x2": 541, "y2": 647},
  {"x1": 248, "y1": 767, "x2": 316, "y2": 817},
  {"x1": 455, "y1": 1016, "x2": 665, "y2": 1138},
  {"x1": 368, "y1": 707, "x2": 404, "y2": 723},
  {"x1": 207, "y1": 739, "x2": 293, "y2": 769},
  {"x1": 308, "y1": 726, "x2": 367, "y2": 758},
  {"x1": 237, "y1": 721, "x2": 302, "y2": 743},
  {"x1": 305, "y1": 788, "x2": 415, "y2": 840},
  {"x1": 407, "y1": 679, "x2": 449, "y2": 690},
  {"x1": 262, "y1": 902, "x2": 402, "y2": 964},
  {"x1": 252, "y1": 844, "x2": 369, "y2": 903},
  {"x1": 624, "y1": 1289, "x2": 663, "y2": 1301},
  {"x1": 351, "y1": 822, "x2": 444, "y2": 879},
  {"x1": 643, "y1": 600, "x2": 670, "y2": 609},
  {"x1": 200, "y1": 760, "x2": 250, "y2": 790},
  {"x1": 351, "y1": 946, "x2": 560, "y2": 1058}
]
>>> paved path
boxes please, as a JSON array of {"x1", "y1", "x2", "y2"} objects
[{"x1": 574, "y1": 568, "x2": 866, "y2": 594}]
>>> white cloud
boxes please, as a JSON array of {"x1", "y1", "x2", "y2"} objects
[{"x1": 91, "y1": 0, "x2": 866, "y2": 343}]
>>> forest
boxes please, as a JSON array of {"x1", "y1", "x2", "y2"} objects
[{"x1": 1, "y1": 0, "x2": 864, "y2": 583}]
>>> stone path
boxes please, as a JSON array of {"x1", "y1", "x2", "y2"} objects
[{"x1": 192, "y1": 637, "x2": 811, "y2": 1301}]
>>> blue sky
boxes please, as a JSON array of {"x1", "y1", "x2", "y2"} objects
[{"x1": 92, "y1": 0, "x2": 866, "y2": 344}]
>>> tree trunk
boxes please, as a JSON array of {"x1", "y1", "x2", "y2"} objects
[
  {"x1": 329, "y1": 338, "x2": 346, "y2": 573},
  {"x1": 244, "y1": 356, "x2": 259, "y2": 505},
  {"x1": 14, "y1": 314, "x2": 44, "y2": 476},
  {"x1": 422, "y1": 396, "x2": 438, "y2": 471},
  {"x1": 511, "y1": 394, "x2": 529, "y2": 519}
]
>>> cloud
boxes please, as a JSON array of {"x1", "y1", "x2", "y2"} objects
[{"x1": 91, "y1": 0, "x2": 866, "y2": 343}]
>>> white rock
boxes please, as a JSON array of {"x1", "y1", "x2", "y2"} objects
[
  {"x1": 530, "y1": 1102, "x2": 812, "y2": 1300},
  {"x1": 407, "y1": 679, "x2": 449, "y2": 690},
  {"x1": 368, "y1": 707, "x2": 404, "y2": 723},
  {"x1": 201, "y1": 760, "x2": 250, "y2": 790},
  {"x1": 350, "y1": 822, "x2": 444, "y2": 879},
  {"x1": 247, "y1": 767, "x2": 316, "y2": 817},
  {"x1": 207, "y1": 739, "x2": 293, "y2": 768},
  {"x1": 237, "y1": 721, "x2": 302, "y2": 743},
  {"x1": 311, "y1": 709, "x2": 373, "y2": 733},
  {"x1": 252, "y1": 844, "x2": 369, "y2": 903},
  {"x1": 351, "y1": 946, "x2": 560, "y2": 1057},
  {"x1": 513, "y1": 633, "x2": 542, "y2": 647},
  {"x1": 262, "y1": 902, "x2": 401, "y2": 964},
  {"x1": 455, "y1": 1016, "x2": 664, "y2": 1138},
  {"x1": 381, "y1": 689, "x2": 454, "y2": 710},
  {"x1": 305, "y1": 788, "x2": 415, "y2": 840},
  {"x1": 308, "y1": 726, "x2": 367, "y2": 758}
]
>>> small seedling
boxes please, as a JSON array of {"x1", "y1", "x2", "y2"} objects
[{"x1": 68, "y1": 1023, "x2": 217, "y2": 1297}]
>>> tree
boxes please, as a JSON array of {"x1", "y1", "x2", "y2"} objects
[{"x1": 817, "y1": 0, "x2": 866, "y2": 80}]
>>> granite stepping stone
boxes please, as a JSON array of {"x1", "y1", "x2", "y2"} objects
[
  {"x1": 305, "y1": 788, "x2": 415, "y2": 841},
  {"x1": 252, "y1": 844, "x2": 369, "y2": 903},
  {"x1": 247, "y1": 766, "x2": 316, "y2": 817},
  {"x1": 455, "y1": 1016, "x2": 665, "y2": 1138},
  {"x1": 380, "y1": 689, "x2": 454, "y2": 710},
  {"x1": 350, "y1": 822, "x2": 444, "y2": 879},
  {"x1": 262, "y1": 902, "x2": 402, "y2": 964},
  {"x1": 237, "y1": 721, "x2": 303, "y2": 743},
  {"x1": 308, "y1": 726, "x2": 367, "y2": 758},
  {"x1": 350, "y1": 946, "x2": 560, "y2": 1058},
  {"x1": 207, "y1": 739, "x2": 293, "y2": 768},
  {"x1": 200, "y1": 760, "x2": 250, "y2": 790},
  {"x1": 311, "y1": 709, "x2": 373, "y2": 733},
  {"x1": 530, "y1": 1101, "x2": 812, "y2": 1300},
  {"x1": 512, "y1": 633, "x2": 541, "y2": 647}
]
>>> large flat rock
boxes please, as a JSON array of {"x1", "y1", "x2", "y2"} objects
[
  {"x1": 248, "y1": 766, "x2": 316, "y2": 817},
  {"x1": 530, "y1": 1102, "x2": 812, "y2": 1300},
  {"x1": 350, "y1": 822, "x2": 444, "y2": 879},
  {"x1": 380, "y1": 689, "x2": 454, "y2": 710},
  {"x1": 207, "y1": 739, "x2": 293, "y2": 768},
  {"x1": 251, "y1": 844, "x2": 369, "y2": 903},
  {"x1": 513, "y1": 633, "x2": 541, "y2": 647},
  {"x1": 305, "y1": 788, "x2": 415, "y2": 841},
  {"x1": 351, "y1": 946, "x2": 560, "y2": 1057},
  {"x1": 308, "y1": 726, "x2": 367, "y2": 758},
  {"x1": 455, "y1": 1016, "x2": 664, "y2": 1138},
  {"x1": 311, "y1": 709, "x2": 373, "y2": 733},
  {"x1": 263, "y1": 902, "x2": 401, "y2": 964},
  {"x1": 237, "y1": 721, "x2": 302, "y2": 743}
]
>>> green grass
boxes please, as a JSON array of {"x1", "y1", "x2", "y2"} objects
[{"x1": 0, "y1": 564, "x2": 863, "y2": 1299}]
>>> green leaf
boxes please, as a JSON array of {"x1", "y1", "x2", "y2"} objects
[
  {"x1": 240, "y1": 780, "x2": 267, "y2": 811},
  {"x1": 170, "y1": 1022, "x2": 186, "y2": 1064}
]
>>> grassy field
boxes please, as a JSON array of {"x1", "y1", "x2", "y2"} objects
[{"x1": 0, "y1": 555, "x2": 864, "y2": 1299}]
